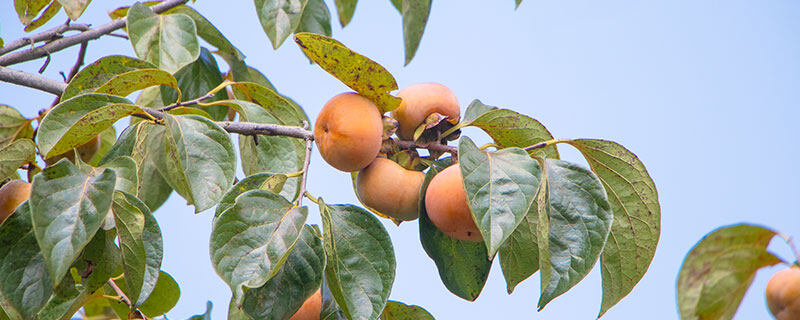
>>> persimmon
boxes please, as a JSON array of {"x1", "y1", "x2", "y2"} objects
[
  {"x1": 766, "y1": 266, "x2": 800, "y2": 320},
  {"x1": 44, "y1": 135, "x2": 101, "y2": 165},
  {"x1": 0, "y1": 180, "x2": 31, "y2": 223},
  {"x1": 392, "y1": 83, "x2": 460, "y2": 140},
  {"x1": 356, "y1": 157, "x2": 425, "y2": 221},
  {"x1": 424, "y1": 164, "x2": 481, "y2": 241},
  {"x1": 314, "y1": 93, "x2": 383, "y2": 172},
  {"x1": 289, "y1": 289, "x2": 321, "y2": 320}
]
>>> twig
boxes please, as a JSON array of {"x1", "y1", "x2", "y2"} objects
[
  {"x1": 37, "y1": 54, "x2": 51, "y2": 73},
  {"x1": 158, "y1": 93, "x2": 215, "y2": 112},
  {"x1": 106, "y1": 278, "x2": 147, "y2": 319},
  {"x1": 0, "y1": 23, "x2": 91, "y2": 56},
  {"x1": 66, "y1": 41, "x2": 89, "y2": 82},
  {"x1": 392, "y1": 139, "x2": 457, "y2": 154},
  {"x1": 107, "y1": 33, "x2": 130, "y2": 40},
  {"x1": 296, "y1": 121, "x2": 313, "y2": 206},
  {"x1": 0, "y1": 0, "x2": 189, "y2": 66},
  {"x1": 779, "y1": 233, "x2": 800, "y2": 264},
  {"x1": 0, "y1": 66, "x2": 67, "y2": 95}
]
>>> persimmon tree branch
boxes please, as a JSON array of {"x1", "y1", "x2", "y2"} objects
[
  {"x1": 0, "y1": 23, "x2": 91, "y2": 56},
  {"x1": 0, "y1": 0, "x2": 189, "y2": 66},
  {"x1": 0, "y1": 66, "x2": 67, "y2": 95},
  {"x1": 2, "y1": 66, "x2": 458, "y2": 155},
  {"x1": 106, "y1": 278, "x2": 147, "y2": 319}
]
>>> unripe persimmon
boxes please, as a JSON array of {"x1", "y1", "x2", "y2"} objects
[
  {"x1": 356, "y1": 157, "x2": 425, "y2": 221},
  {"x1": 392, "y1": 83, "x2": 460, "y2": 140},
  {"x1": 289, "y1": 289, "x2": 321, "y2": 320},
  {"x1": 44, "y1": 135, "x2": 101, "y2": 166},
  {"x1": 314, "y1": 93, "x2": 383, "y2": 172},
  {"x1": 424, "y1": 164, "x2": 481, "y2": 241},
  {"x1": 766, "y1": 266, "x2": 800, "y2": 320},
  {"x1": 0, "y1": 180, "x2": 31, "y2": 223}
]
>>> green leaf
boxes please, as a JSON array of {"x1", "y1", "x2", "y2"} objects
[
  {"x1": 127, "y1": 3, "x2": 200, "y2": 73},
  {"x1": 0, "y1": 139, "x2": 35, "y2": 182},
  {"x1": 166, "y1": 5, "x2": 246, "y2": 61},
  {"x1": 14, "y1": 0, "x2": 50, "y2": 25},
  {"x1": 131, "y1": 123, "x2": 173, "y2": 212},
  {"x1": 0, "y1": 105, "x2": 34, "y2": 147},
  {"x1": 160, "y1": 114, "x2": 236, "y2": 213},
  {"x1": 497, "y1": 186, "x2": 541, "y2": 293},
  {"x1": 254, "y1": 0, "x2": 310, "y2": 49},
  {"x1": 677, "y1": 224, "x2": 782, "y2": 320},
  {"x1": 219, "y1": 99, "x2": 305, "y2": 201},
  {"x1": 464, "y1": 100, "x2": 559, "y2": 159},
  {"x1": 294, "y1": 33, "x2": 402, "y2": 113},
  {"x1": 87, "y1": 126, "x2": 117, "y2": 166},
  {"x1": 400, "y1": 0, "x2": 431, "y2": 65},
  {"x1": 333, "y1": 0, "x2": 357, "y2": 27},
  {"x1": 94, "y1": 68, "x2": 179, "y2": 100},
  {"x1": 100, "y1": 156, "x2": 138, "y2": 195},
  {"x1": 380, "y1": 301, "x2": 435, "y2": 319},
  {"x1": 36, "y1": 93, "x2": 141, "y2": 158},
  {"x1": 112, "y1": 191, "x2": 163, "y2": 307},
  {"x1": 16, "y1": 0, "x2": 61, "y2": 31},
  {"x1": 241, "y1": 225, "x2": 325, "y2": 320},
  {"x1": 0, "y1": 203, "x2": 52, "y2": 320},
  {"x1": 565, "y1": 139, "x2": 660, "y2": 316},
  {"x1": 320, "y1": 200, "x2": 395, "y2": 320},
  {"x1": 537, "y1": 159, "x2": 612, "y2": 310},
  {"x1": 75, "y1": 228, "x2": 123, "y2": 292},
  {"x1": 390, "y1": 0, "x2": 401, "y2": 12},
  {"x1": 63, "y1": 56, "x2": 157, "y2": 101},
  {"x1": 215, "y1": 172, "x2": 291, "y2": 217},
  {"x1": 30, "y1": 160, "x2": 116, "y2": 287},
  {"x1": 298, "y1": 0, "x2": 332, "y2": 36},
  {"x1": 320, "y1": 278, "x2": 348, "y2": 320},
  {"x1": 418, "y1": 158, "x2": 491, "y2": 301},
  {"x1": 55, "y1": 0, "x2": 90, "y2": 20},
  {"x1": 160, "y1": 47, "x2": 230, "y2": 120},
  {"x1": 211, "y1": 190, "x2": 308, "y2": 303},
  {"x1": 189, "y1": 301, "x2": 213, "y2": 320},
  {"x1": 458, "y1": 136, "x2": 541, "y2": 258}
]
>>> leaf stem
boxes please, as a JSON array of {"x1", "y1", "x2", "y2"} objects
[
  {"x1": 524, "y1": 139, "x2": 568, "y2": 152},
  {"x1": 303, "y1": 191, "x2": 319, "y2": 205},
  {"x1": 296, "y1": 121, "x2": 313, "y2": 206},
  {"x1": 778, "y1": 233, "x2": 800, "y2": 264},
  {"x1": 159, "y1": 92, "x2": 216, "y2": 112}
]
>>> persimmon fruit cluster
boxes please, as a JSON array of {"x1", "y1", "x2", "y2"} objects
[
  {"x1": 314, "y1": 84, "x2": 480, "y2": 240},
  {"x1": 766, "y1": 265, "x2": 800, "y2": 320}
]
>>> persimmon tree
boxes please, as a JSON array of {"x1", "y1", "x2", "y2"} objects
[{"x1": 0, "y1": 1, "x2": 662, "y2": 319}]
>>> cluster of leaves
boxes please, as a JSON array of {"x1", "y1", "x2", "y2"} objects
[
  {"x1": 0, "y1": 1, "x2": 661, "y2": 320},
  {"x1": 676, "y1": 224, "x2": 799, "y2": 320}
]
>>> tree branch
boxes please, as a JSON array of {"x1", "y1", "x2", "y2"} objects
[
  {"x1": 394, "y1": 139, "x2": 457, "y2": 154},
  {"x1": 0, "y1": 66, "x2": 67, "y2": 95},
  {"x1": 158, "y1": 92, "x2": 216, "y2": 112},
  {"x1": 106, "y1": 278, "x2": 148, "y2": 319},
  {"x1": 66, "y1": 41, "x2": 88, "y2": 82},
  {"x1": 0, "y1": 0, "x2": 189, "y2": 66},
  {"x1": 217, "y1": 121, "x2": 314, "y2": 140},
  {"x1": 0, "y1": 23, "x2": 91, "y2": 56}
]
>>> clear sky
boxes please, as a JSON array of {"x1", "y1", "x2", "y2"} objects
[{"x1": 2, "y1": 0, "x2": 800, "y2": 319}]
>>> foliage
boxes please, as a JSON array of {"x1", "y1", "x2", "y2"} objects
[{"x1": 0, "y1": 1, "x2": 663, "y2": 319}]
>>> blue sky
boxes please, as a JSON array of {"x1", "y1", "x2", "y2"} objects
[{"x1": 2, "y1": 0, "x2": 800, "y2": 319}]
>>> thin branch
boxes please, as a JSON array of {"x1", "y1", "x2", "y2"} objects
[
  {"x1": 296, "y1": 121, "x2": 313, "y2": 206},
  {"x1": 0, "y1": 0, "x2": 188, "y2": 66},
  {"x1": 393, "y1": 139, "x2": 457, "y2": 154},
  {"x1": 107, "y1": 33, "x2": 130, "y2": 40},
  {"x1": 66, "y1": 41, "x2": 89, "y2": 82},
  {"x1": 158, "y1": 93, "x2": 215, "y2": 112},
  {"x1": 0, "y1": 23, "x2": 91, "y2": 56},
  {"x1": 0, "y1": 66, "x2": 67, "y2": 95},
  {"x1": 217, "y1": 121, "x2": 314, "y2": 140},
  {"x1": 106, "y1": 278, "x2": 148, "y2": 319}
]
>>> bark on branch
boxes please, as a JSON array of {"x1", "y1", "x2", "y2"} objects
[
  {"x1": 0, "y1": 0, "x2": 189, "y2": 66},
  {"x1": 0, "y1": 66, "x2": 67, "y2": 95}
]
